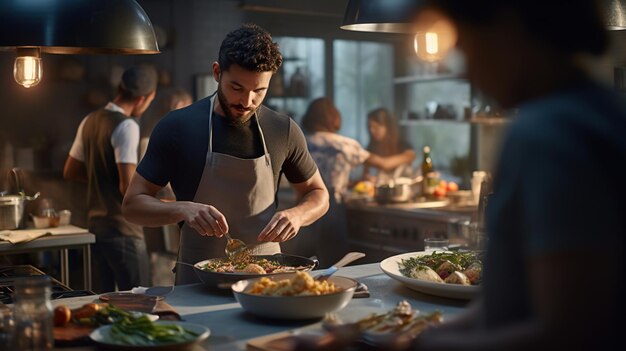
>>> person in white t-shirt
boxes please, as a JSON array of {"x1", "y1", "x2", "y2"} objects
[{"x1": 63, "y1": 65, "x2": 157, "y2": 293}]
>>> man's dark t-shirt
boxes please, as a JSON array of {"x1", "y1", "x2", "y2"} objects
[{"x1": 138, "y1": 96, "x2": 317, "y2": 202}]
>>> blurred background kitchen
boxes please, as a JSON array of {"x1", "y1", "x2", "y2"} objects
[{"x1": 1, "y1": 0, "x2": 624, "y2": 292}]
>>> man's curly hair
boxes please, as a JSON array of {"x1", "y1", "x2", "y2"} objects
[{"x1": 218, "y1": 23, "x2": 283, "y2": 73}]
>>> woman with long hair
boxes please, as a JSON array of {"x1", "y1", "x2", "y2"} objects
[{"x1": 364, "y1": 107, "x2": 416, "y2": 180}]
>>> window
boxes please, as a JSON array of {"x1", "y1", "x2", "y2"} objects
[
  {"x1": 265, "y1": 37, "x2": 325, "y2": 122},
  {"x1": 333, "y1": 40, "x2": 394, "y2": 145}
]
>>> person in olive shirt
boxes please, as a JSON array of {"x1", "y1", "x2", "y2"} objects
[
  {"x1": 64, "y1": 65, "x2": 157, "y2": 293},
  {"x1": 122, "y1": 24, "x2": 329, "y2": 284}
]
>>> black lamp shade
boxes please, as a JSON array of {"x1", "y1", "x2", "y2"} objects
[
  {"x1": 341, "y1": 0, "x2": 424, "y2": 33},
  {"x1": 0, "y1": 0, "x2": 159, "y2": 54}
]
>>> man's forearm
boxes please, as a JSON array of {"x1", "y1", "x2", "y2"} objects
[
  {"x1": 122, "y1": 194, "x2": 185, "y2": 227},
  {"x1": 288, "y1": 188, "x2": 329, "y2": 227}
]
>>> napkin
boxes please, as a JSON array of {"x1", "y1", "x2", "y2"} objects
[{"x1": 0, "y1": 229, "x2": 50, "y2": 244}]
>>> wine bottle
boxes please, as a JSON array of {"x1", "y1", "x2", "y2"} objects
[{"x1": 421, "y1": 146, "x2": 436, "y2": 197}]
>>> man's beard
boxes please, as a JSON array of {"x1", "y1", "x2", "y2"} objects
[{"x1": 216, "y1": 85, "x2": 256, "y2": 126}]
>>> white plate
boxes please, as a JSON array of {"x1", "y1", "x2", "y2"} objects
[
  {"x1": 380, "y1": 251, "x2": 480, "y2": 300},
  {"x1": 89, "y1": 321, "x2": 210, "y2": 351}
]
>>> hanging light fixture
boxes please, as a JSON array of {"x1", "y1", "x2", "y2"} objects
[
  {"x1": 341, "y1": 0, "x2": 456, "y2": 63},
  {"x1": 341, "y1": 0, "x2": 422, "y2": 33},
  {"x1": 0, "y1": 0, "x2": 159, "y2": 88},
  {"x1": 342, "y1": 0, "x2": 626, "y2": 63},
  {"x1": 605, "y1": 0, "x2": 626, "y2": 30}
]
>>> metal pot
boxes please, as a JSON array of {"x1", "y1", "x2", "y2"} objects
[
  {"x1": 0, "y1": 192, "x2": 40, "y2": 230},
  {"x1": 374, "y1": 176, "x2": 423, "y2": 204}
]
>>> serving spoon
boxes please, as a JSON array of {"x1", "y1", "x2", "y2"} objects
[
  {"x1": 214, "y1": 221, "x2": 248, "y2": 259},
  {"x1": 224, "y1": 232, "x2": 248, "y2": 259}
]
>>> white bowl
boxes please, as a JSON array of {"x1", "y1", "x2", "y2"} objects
[
  {"x1": 232, "y1": 273, "x2": 358, "y2": 320},
  {"x1": 32, "y1": 215, "x2": 50, "y2": 229}
]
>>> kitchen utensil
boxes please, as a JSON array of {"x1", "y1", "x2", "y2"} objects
[
  {"x1": 232, "y1": 273, "x2": 358, "y2": 320},
  {"x1": 0, "y1": 191, "x2": 40, "y2": 230},
  {"x1": 374, "y1": 176, "x2": 422, "y2": 204},
  {"x1": 314, "y1": 252, "x2": 366, "y2": 281},
  {"x1": 193, "y1": 253, "x2": 318, "y2": 289},
  {"x1": 224, "y1": 232, "x2": 248, "y2": 259},
  {"x1": 215, "y1": 221, "x2": 247, "y2": 259}
]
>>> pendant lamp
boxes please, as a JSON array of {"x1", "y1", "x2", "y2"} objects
[
  {"x1": 0, "y1": 0, "x2": 159, "y2": 88},
  {"x1": 341, "y1": 0, "x2": 455, "y2": 62},
  {"x1": 605, "y1": 0, "x2": 626, "y2": 30},
  {"x1": 341, "y1": 0, "x2": 421, "y2": 33}
]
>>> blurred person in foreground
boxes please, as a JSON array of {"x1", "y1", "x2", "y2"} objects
[
  {"x1": 363, "y1": 107, "x2": 416, "y2": 181},
  {"x1": 64, "y1": 65, "x2": 157, "y2": 292},
  {"x1": 295, "y1": 0, "x2": 624, "y2": 350},
  {"x1": 121, "y1": 24, "x2": 328, "y2": 284},
  {"x1": 301, "y1": 97, "x2": 416, "y2": 266},
  {"x1": 407, "y1": 0, "x2": 624, "y2": 350}
]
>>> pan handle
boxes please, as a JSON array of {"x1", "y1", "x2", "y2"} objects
[{"x1": 309, "y1": 256, "x2": 319, "y2": 270}]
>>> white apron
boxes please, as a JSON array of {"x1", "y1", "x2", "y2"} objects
[{"x1": 175, "y1": 93, "x2": 280, "y2": 284}]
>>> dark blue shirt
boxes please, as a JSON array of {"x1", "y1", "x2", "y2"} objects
[{"x1": 483, "y1": 80, "x2": 626, "y2": 327}]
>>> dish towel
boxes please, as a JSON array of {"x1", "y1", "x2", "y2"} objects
[{"x1": 0, "y1": 229, "x2": 50, "y2": 244}]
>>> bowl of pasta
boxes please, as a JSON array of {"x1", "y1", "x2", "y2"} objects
[{"x1": 231, "y1": 271, "x2": 358, "y2": 320}]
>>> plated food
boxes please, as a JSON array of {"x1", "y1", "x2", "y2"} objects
[
  {"x1": 380, "y1": 251, "x2": 481, "y2": 300},
  {"x1": 232, "y1": 272, "x2": 358, "y2": 319},
  {"x1": 90, "y1": 321, "x2": 209, "y2": 350},
  {"x1": 398, "y1": 251, "x2": 483, "y2": 286},
  {"x1": 53, "y1": 302, "x2": 160, "y2": 344},
  {"x1": 324, "y1": 300, "x2": 443, "y2": 342}
]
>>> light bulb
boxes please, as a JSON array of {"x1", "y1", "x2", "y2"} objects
[
  {"x1": 14, "y1": 48, "x2": 42, "y2": 88},
  {"x1": 413, "y1": 12, "x2": 457, "y2": 63}
]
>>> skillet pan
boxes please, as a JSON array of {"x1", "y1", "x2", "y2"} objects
[{"x1": 193, "y1": 253, "x2": 318, "y2": 288}]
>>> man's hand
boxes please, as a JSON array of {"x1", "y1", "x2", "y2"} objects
[
  {"x1": 178, "y1": 201, "x2": 229, "y2": 237},
  {"x1": 257, "y1": 209, "x2": 302, "y2": 242}
]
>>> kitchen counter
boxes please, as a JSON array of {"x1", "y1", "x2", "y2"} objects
[
  {"x1": 52, "y1": 263, "x2": 470, "y2": 351},
  {"x1": 345, "y1": 198, "x2": 476, "y2": 221},
  {"x1": 0, "y1": 225, "x2": 94, "y2": 290},
  {"x1": 344, "y1": 199, "x2": 475, "y2": 263}
]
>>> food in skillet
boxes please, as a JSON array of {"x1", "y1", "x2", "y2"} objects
[
  {"x1": 200, "y1": 256, "x2": 307, "y2": 274},
  {"x1": 249, "y1": 271, "x2": 338, "y2": 296},
  {"x1": 399, "y1": 251, "x2": 483, "y2": 285}
]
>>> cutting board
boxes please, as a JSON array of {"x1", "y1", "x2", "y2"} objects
[
  {"x1": 54, "y1": 322, "x2": 94, "y2": 344},
  {"x1": 246, "y1": 331, "x2": 297, "y2": 351}
]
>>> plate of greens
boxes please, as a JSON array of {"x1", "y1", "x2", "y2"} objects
[
  {"x1": 380, "y1": 251, "x2": 483, "y2": 300},
  {"x1": 89, "y1": 320, "x2": 210, "y2": 351}
]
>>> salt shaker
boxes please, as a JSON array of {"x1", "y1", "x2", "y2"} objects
[{"x1": 12, "y1": 276, "x2": 53, "y2": 350}]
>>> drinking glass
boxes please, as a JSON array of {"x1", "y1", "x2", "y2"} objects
[{"x1": 424, "y1": 238, "x2": 449, "y2": 252}]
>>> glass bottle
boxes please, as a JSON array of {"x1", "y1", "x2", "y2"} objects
[
  {"x1": 12, "y1": 276, "x2": 53, "y2": 350},
  {"x1": 421, "y1": 146, "x2": 433, "y2": 176},
  {"x1": 421, "y1": 146, "x2": 435, "y2": 197}
]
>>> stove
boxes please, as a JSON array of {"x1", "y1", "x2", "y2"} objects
[{"x1": 0, "y1": 265, "x2": 95, "y2": 305}]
